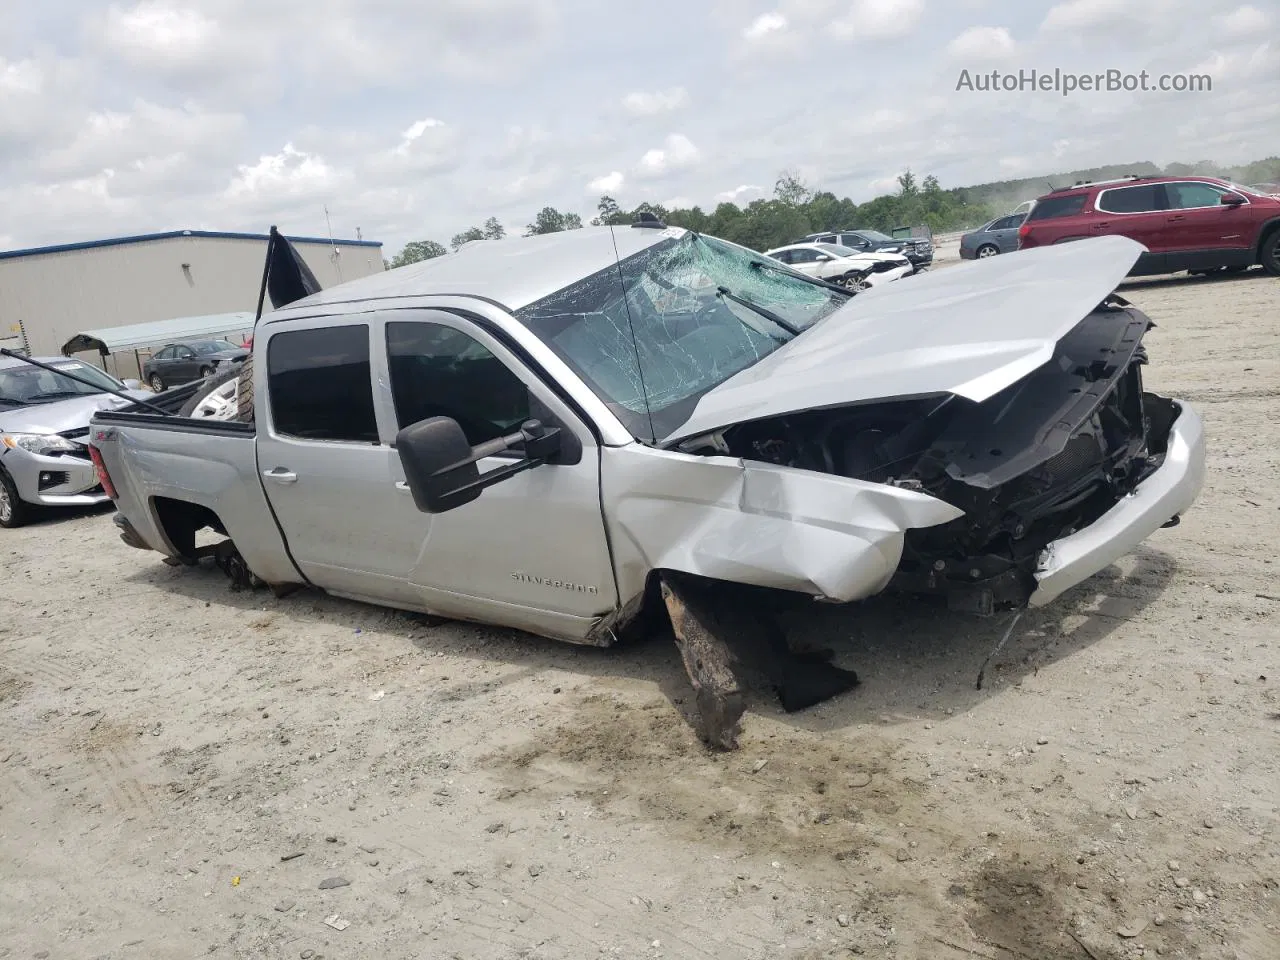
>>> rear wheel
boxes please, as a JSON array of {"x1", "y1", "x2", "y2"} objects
[
  {"x1": 976, "y1": 244, "x2": 999, "y2": 258},
  {"x1": 0, "y1": 469, "x2": 32, "y2": 529},
  {"x1": 1260, "y1": 229, "x2": 1280, "y2": 276},
  {"x1": 180, "y1": 366, "x2": 241, "y2": 420},
  {"x1": 236, "y1": 355, "x2": 255, "y2": 422}
]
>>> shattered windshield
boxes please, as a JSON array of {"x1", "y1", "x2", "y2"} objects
[{"x1": 515, "y1": 231, "x2": 849, "y2": 441}]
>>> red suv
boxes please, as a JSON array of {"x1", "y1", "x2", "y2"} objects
[{"x1": 1018, "y1": 175, "x2": 1280, "y2": 277}]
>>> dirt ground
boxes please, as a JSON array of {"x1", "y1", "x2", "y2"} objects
[{"x1": 3, "y1": 265, "x2": 1279, "y2": 960}]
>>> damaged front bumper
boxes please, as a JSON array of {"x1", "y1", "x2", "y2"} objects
[{"x1": 1030, "y1": 398, "x2": 1204, "y2": 606}]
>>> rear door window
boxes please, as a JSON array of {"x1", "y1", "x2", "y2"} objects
[
  {"x1": 789, "y1": 249, "x2": 820, "y2": 263},
  {"x1": 267, "y1": 324, "x2": 378, "y2": 442},
  {"x1": 1027, "y1": 194, "x2": 1088, "y2": 220},
  {"x1": 1096, "y1": 184, "x2": 1164, "y2": 214}
]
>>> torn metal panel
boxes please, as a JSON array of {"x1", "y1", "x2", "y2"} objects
[{"x1": 602, "y1": 444, "x2": 965, "y2": 609}]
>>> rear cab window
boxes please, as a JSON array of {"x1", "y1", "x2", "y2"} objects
[
  {"x1": 1026, "y1": 194, "x2": 1088, "y2": 221},
  {"x1": 267, "y1": 324, "x2": 379, "y2": 443}
]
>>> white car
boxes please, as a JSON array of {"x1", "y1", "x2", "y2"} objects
[{"x1": 764, "y1": 242, "x2": 913, "y2": 290}]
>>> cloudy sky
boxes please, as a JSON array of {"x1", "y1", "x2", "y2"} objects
[{"x1": 2, "y1": 0, "x2": 1276, "y2": 254}]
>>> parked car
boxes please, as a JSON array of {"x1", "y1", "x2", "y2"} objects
[
  {"x1": 1017, "y1": 175, "x2": 1280, "y2": 276},
  {"x1": 764, "y1": 242, "x2": 913, "y2": 288},
  {"x1": 90, "y1": 225, "x2": 1204, "y2": 746},
  {"x1": 0, "y1": 354, "x2": 148, "y2": 527},
  {"x1": 142, "y1": 339, "x2": 249, "y2": 392},
  {"x1": 959, "y1": 213, "x2": 1028, "y2": 259},
  {"x1": 800, "y1": 229, "x2": 934, "y2": 269}
]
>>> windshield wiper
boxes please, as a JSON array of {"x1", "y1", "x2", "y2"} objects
[
  {"x1": 749, "y1": 258, "x2": 857, "y2": 295},
  {"x1": 716, "y1": 286, "x2": 802, "y2": 337},
  {"x1": 30, "y1": 390, "x2": 93, "y2": 399},
  {"x1": 0, "y1": 396, "x2": 29, "y2": 406}
]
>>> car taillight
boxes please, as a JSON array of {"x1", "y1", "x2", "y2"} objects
[
  {"x1": 87, "y1": 445, "x2": 118, "y2": 500},
  {"x1": 1017, "y1": 223, "x2": 1032, "y2": 247}
]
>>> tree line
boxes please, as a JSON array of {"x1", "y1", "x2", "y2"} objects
[
  {"x1": 385, "y1": 154, "x2": 1280, "y2": 269},
  {"x1": 385, "y1": 168, "x2": 995, "y2": 268}
]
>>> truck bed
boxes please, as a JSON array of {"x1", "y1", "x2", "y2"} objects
[{"x1": 90, "y1": 409, "x2": 305, "y2": 588}]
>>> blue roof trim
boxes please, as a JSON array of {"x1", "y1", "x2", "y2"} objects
[{"x1": 0, "y1": 229, "x2": 383, "y2": 261}]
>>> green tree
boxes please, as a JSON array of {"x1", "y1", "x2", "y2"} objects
[
  {"x1": 481, "y1": 217, "x2": 506, "y2": 240},
  {"x1": 525, "y1": 206, "x2": 582, "y2": 235},
  {"x1": 774, "y1": 169, "x2": 812, "y2": 207},
  {"x1": 593, "y1": 195, "x2": 628, "y2": 226},
  {"x1": 390, "y1": 239, "x2": 448, "y2": 268},
  {"x1": 450, "y1": 226, "x2": 486, "y2": 250}
]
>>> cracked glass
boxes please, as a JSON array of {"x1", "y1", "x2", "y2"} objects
[{"x1": 515, "y1": 231, "x2": 849, "y2": 441}]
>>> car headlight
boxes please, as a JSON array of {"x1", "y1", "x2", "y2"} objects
[{"x1": 2, "y1": 433, "x2": 80, "y2": 456}]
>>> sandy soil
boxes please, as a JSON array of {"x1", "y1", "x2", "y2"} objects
[{"x1": 2, "y1": 266, "x2": 1278, "y2": 960}]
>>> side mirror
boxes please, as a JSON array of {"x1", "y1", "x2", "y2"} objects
[
  {"x1": 815, "y1": 254, "x2": 832, "y2": 262},
  {"x1": 122, "y1": 378, "x2": 142, "y2": 390},
  {"x1": 1220, "y1": 192, "x2": 1246, "y2": 205},
  {"x1": 396, "y1": 416, "x2": 561, "y2": 514}
]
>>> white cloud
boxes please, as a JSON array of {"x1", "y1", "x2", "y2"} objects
[
  {"x1": 622, "y1": 87, "x2": 691, "y2": 116},
  {"x1": 636, "y1": 134, "x2": 702, "y2": 177},
  {"x1": 588, "y1": 171, "x2": 625, "y2": 193},
  {"x1": 103, "y1": 2, "x2": 220, "y2": 61},
  {"x1": 714, "y1": 184, "x2": 763, "y2": 203},
  {"x1": 225, "y1": 143, "x2": 342, "y2": 203},
  {"x1": 0, "y1": 57, "x2": 43, "y2": 94},
  {"x1": 1217, "y1": 4, "x2": 1271, "y2": 36},
  {"x1": 832, "y1": 0, "x2": 927, "y2": 40},
  {"x1": 744, "y1": 12, "x2": 788, "y2": 40},
  {"x1": 947, "y1": 26, "x2": 1017, "y2": 60},
  {"x1": 1040, "y1": 0, "x2": 1177, "y2": 33}
]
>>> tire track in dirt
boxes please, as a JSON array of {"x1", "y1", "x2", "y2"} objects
[
  {"x1": 67, "y1": 718, "x2": 159, "y2": 818},
  {"x1": 481, "y1": 691, "x2": 1136, "y2": 958}
]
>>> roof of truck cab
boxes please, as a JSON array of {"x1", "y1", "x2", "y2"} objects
[{"x1": 271, "y1": 224, "x2": 682, "y2": 318}]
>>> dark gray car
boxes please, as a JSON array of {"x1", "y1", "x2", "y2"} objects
[
  {"x1": 142, "y1": 339, "x2": 248, "y2": 391},
  {"x1": 959, "y1": 213, "x2": 1027, "y2": 259},
  {"x1": 0, "y1": 355, "x2": 149, "y2": 527}
]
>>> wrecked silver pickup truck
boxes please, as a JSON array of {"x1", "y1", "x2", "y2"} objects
[{"x1": 88, "y1": 225, "x2": 1205, "y2": 747}]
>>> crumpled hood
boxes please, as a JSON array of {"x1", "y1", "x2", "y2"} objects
[
  {"x1": 667, "y1": 234, "x2": 1145, "y2": 444},
  {"x1": 0, "y1": 391, "x2": 151, "y2": 435}
]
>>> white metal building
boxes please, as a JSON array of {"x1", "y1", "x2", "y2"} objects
[{"x1": 0, "y1": 230, "x2": 385, "y2": 376}]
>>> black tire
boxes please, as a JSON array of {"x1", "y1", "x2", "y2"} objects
[
  {"x1": 179, "y1": 365, "x2": 241, "y2": 417},
  {"x1": 198, "y1": 365, "x2": 214, "y2": 379},
  {"x1": 976, "y1": 244, "x2": 999, "y2": 258},
  {"x1": 1260, "y1": 229, "x2": 1280, "y2": 277},
  {"x1": 235, "y1": 355, "x2": 255, "y2": 423},
  {"x1": 149, "y1": 373, "x2": 165, "y2": 392},
  {"x1": 0, "y1": 468, "x2": 32, "y2": 529}
]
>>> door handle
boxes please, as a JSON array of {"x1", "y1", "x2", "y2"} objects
[
  {"x1": 263, "y1": 468, "x2": 297, "y2": 484},
  {"x1": 1167, "y1": 215, "x2": 1185, "y2": 222},
  {"x1": 1092, "y1": 222, "x2": 1109, "y2": 229}
]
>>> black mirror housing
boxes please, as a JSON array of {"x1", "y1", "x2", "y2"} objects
[
  {"x1": 396, "y1": 417, "x2": 562, "y2": 514},
  {"x1": 396, "y1": 417, "x2": 483, "y2": 514}
]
